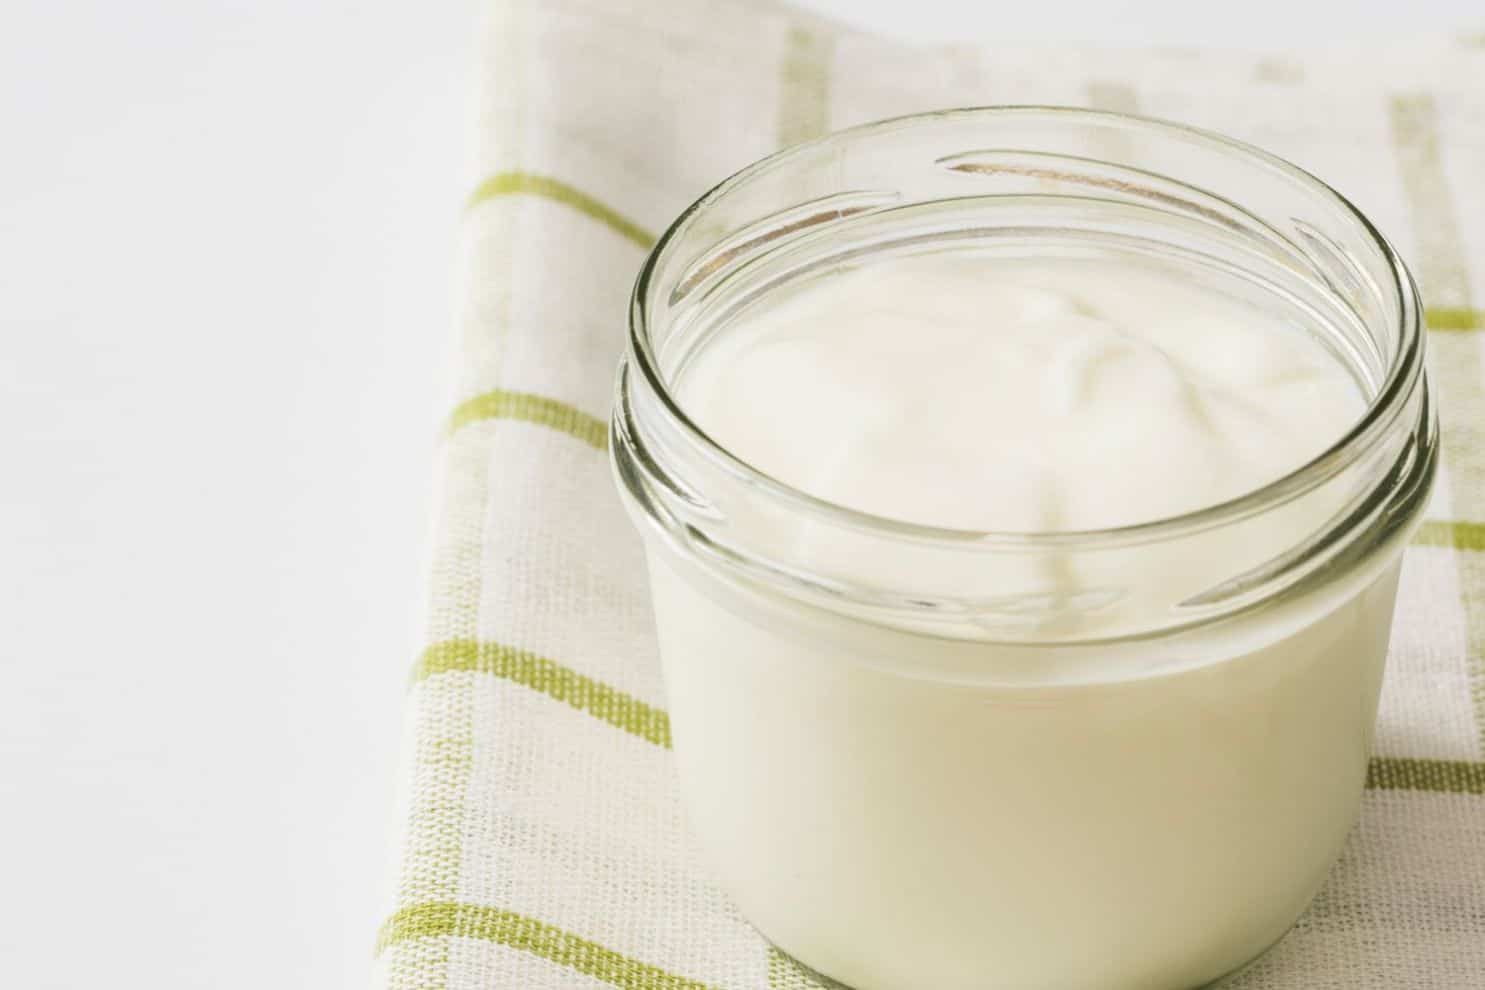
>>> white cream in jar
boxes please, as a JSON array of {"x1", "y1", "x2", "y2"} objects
[
  {"x1": 654, "y1": 253, "x2": 1385, "y2": 989},
  {"x1": 613, "y1": 109, "x2": 1435, "y2": 990},
  {"x1": 679, "y1": 254, "x2": 1364, "y2": 534}
]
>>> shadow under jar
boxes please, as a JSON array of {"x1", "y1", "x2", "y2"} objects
[{"x1": 610, "y1": 108, "x2": 1437, "y2": 990}]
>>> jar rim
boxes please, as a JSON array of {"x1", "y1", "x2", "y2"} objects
[{"x1": 626, "y1": 105, "x2": 1428, "y2": 551}]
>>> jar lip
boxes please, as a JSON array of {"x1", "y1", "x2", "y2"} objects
[{"x1": 627, "y1": 105, "x2": 1426, "y2": 550}]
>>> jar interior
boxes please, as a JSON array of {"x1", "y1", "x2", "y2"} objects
[
  {"x1": 661, "y1": 195, "x2": 1387, "y2": 461},
  {"x1": 643, "y1": 113, "x2": 1407, "y2": 433},
  {"x1": 619, "y1": 109, "x2": 1432, "y2": 643}
]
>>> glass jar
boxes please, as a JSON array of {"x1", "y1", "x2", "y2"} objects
[{"x1": 610, "y1": 108, "x2": 1437, "y2": 990}]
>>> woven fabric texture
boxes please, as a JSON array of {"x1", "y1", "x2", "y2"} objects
[{"x1": 374, "y1": 3, "x2": 1485, "y2": 986}]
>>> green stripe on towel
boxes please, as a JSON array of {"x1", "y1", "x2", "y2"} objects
[
  {"x1": 416, "y1": 639, "x2": 672, "y2": 748},
  {"x1": 1414, "y1": 520, "x2": 1485, "y2": 553},
  {"x1": 376, "y1": 902, "x2": 717, "y2": 990},
  {"x1": 768, "y1": 947, "x2": 830, "y2": 989},
  {"x1": 446, "y1": 388, "x2": 608, "y2": 447},
  {"x1": 467, "y1": 170, "x2": 657, "y2": 250},
  {"x1": 1367, "y1": 756, "x2": 1485, "y2": 796},
  {"x1": 1426, "y1": 306, "x2": 1484, "y2": 330},
  {"x1": 777, "y1": 23, "x2": 833, "y2": 147}
]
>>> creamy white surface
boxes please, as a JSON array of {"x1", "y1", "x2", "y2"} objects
[
  {"x1": 680, "y1": 253, "x2": 1365, "y2": 532},
  {"x1": 651, "y1": 553, "x2": 1396, "y2": 990},
  {"x1": 643, "y1": 253, "x2": 1399, "y2": 990}
]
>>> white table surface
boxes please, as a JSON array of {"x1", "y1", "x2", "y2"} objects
[{"x1": 3, "y1": 2, "x2": 1476, "y2": 987}]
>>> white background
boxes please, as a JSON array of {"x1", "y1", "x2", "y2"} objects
[{"x1": 1, "y1": 2, "x2": 1476, "y2": 987}]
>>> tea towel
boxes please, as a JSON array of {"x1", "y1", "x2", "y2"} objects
[{"x1": 374, "y1": 2, "x2": 1485, "y2": 986}]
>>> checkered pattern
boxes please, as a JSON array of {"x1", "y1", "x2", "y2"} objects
[{"x1": 374, "y1": 3, "x2": 1485, "y2": 987}]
